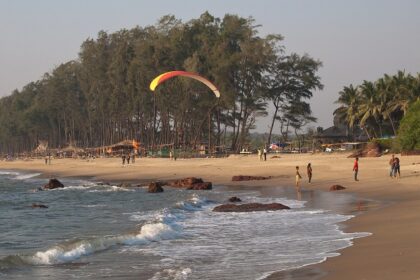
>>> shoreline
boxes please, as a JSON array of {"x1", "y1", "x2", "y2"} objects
[{"x1": 1, "y1": 154, "x2": 420, "y2": 279}]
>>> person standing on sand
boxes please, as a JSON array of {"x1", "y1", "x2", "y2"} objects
[
  {"x1": 122, "y1": 154, "x2": 126, "y2": 166},
  {"x1": 307, "y1": 163, "x2": 312, "y2": 183},
  {"x1": 263, "y1": 148, "x2": 267, "y2": 161},
  {"x1": 353, "y1": 157, "x2": 359, "y2": 181},
  {"x1": 393, "y1": 157, "x2": 401, "y2": 179},
  {"x1": 257, "y1": 149, "x2": 262, "y2": 161},
  {"x1": 127, "y1": 154, "x2": 131, "y2": 164},
  {"x1": 295, "y1": 166, "x2": 302, "y2": 189},
  {"x1": 389, "y1": 154, "x2": 395, "y2": 177}
]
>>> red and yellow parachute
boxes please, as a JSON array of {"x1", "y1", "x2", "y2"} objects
[{"x1": 149, "y1": 71, "x2": 220, "y2": 98}]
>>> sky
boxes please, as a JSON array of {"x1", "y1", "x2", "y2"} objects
[{"x1": 1, "y1": 0, "x2": 420, "y2": 131}]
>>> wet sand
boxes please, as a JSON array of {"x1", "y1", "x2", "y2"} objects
[{"x1": 1, "y1": 153, "x2": 420, "y2": 279}]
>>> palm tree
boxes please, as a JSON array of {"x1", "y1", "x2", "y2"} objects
[
  {"x1": 334, "y1": 84, "x2": 361, "y2": 138},
  {"x1": 376, "y1": 75, "x2": 397, "y2": 136},
  {"x1": 359, "y1": 80, "x2": 383, "y2": 138}
]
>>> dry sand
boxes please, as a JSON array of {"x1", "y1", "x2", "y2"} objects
[{"x1": 1, "y1": 153, "x2": 420, "y2": 279}]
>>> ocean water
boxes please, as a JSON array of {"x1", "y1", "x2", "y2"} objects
[{"x1": 0, "y1": 170, "x2": 369, "y2": 280}]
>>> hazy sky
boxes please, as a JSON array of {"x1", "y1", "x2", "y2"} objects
[{"x1": 1, "y1": 0, "x2": 420, "y2": 131}]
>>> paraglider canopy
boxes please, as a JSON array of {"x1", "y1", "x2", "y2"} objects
[{"x1": 149, "y1": 71, "x2": 220, "y2": 98}]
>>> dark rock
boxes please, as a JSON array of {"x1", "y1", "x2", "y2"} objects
[
  {"x1": 43, "y1": 178, "x2": 64, "y2": 190},
  {"x1": 329, "y1": 185, "x2": 346, "y2": 191},
  {"x1": 187, "y1": 182, "x2": 212, "y2": 190},
  {"x1": 32, "y1": 203, "x2": 48, "y2": 209},
  {"x1": 232, "y1": 175, "x2": 271, "y2": 181},
  {"x1": 167, "y1": 177, "x2": 212, "y2": 190},
  {"x1": 148, "y1": 181, "x2": 164, "y2": 193},
  {"x1": 228, "y1": 196, "x2": 242, "y2": 202},
  {"x1": 117, "y1": 182, "x2": 132, "y2": 188},
  {"x1": 168, "y1": 177, "x2": 203, "y2": 187},
  {"x1": 213, "y1": 202, "x2": 290, "y2": 212}
]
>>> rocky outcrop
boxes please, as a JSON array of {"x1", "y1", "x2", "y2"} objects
[
  {"x1": 228, "y1": 196, "x2": 242, "y2": 202},
  {"x1": 329, "y1": 184, "x2": 346, "y2": 191},
  {"x1": 117, "y1": 182, "x2": 132, "y2": 188},
  {"x1": 213, "y1": 202, "x2": 290, "y2": 212},
  {"x1": 188, "y1": 182, "x2": 212, "y2": 190},
  {"x1": 231, "y1": 175, "x2": 271, "y2": 181},
  {"x1": 148, "y1": 182, "x2": 164, "y2": 193},
  {"x1": 349, "y1": 142, "x2": 382, "y2": 158},
  {"x1": 43, "y1": 178, "x2": 64, "y2": 190},
  {"x1": 168, "y1": 177, "x2": 203, "y2": 187},
  {"x1": 32, "y1": 203, "x2": 48, "y2": 209},
  {"x1": 168, "y1": 177, "x2": 212, "y2": 190}
]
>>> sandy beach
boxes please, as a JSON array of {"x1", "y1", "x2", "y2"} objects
[{"x1": 1, "y1": 153, "x2": 420, "y2": 279}]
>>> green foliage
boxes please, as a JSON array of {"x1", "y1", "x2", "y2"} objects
[
  {"x1": 397, "y1": 100, "x2": 420, "y2": 151},
  {"x1": 334, "y1": 71, "x2": 420, "y2": 140},
  {"x1": 371, "y1": 138, "x2": 393, "y2": 150},
  {"x1": 0, "y1": 12, "x2": 321, "y2": 154}
]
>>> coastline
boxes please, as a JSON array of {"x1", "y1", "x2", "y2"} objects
[{"x1": 1, "y1": 153, "x2": 420, "y2": 279}]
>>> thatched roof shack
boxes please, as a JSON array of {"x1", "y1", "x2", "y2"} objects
[
  {"x1": 33, "y1": 140, "x2": 48, "y2": 154},
  {"x1": 88, "y1": 140, "x2": 139, "y2": 155},
  {"x1": 60, "y1": 145, "x2": 85, "y2": 153}
]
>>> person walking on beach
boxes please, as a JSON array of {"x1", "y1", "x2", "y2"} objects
[
  {"x1": 307, "y1": 163, "x2": 312, "y2": 184},
  {"x1": 353, "y1": 157, "x2": 359, "y2": 181},
  {"x1": 393, "y1": 157, "x2": 401, "y2": 179},
  {"x1": 44, "y1": 155, "x2": 48, "y2": 165},
  {"x1": 127, "y1": 154, "x2": 131, "y2": 164},
  {"x1": 263, "y1": 148, "x2": 267, "y2": 161},
  {"x1": 257, "y1": 149, "x2": 262, "y2": 161},
  {"x1": 295, "y1": 166, "x2": 302, "y2": 189},
  {"x1": 389, "y1": 154, "x2": 395, "y2": 177},
  {"x1": 122, "y1": 154, "x2": 126, "y2": 166}
]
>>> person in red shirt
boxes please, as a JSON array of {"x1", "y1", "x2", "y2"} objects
[{"x1": 353, "y1": 157, "x2": 359, "y2": 181}]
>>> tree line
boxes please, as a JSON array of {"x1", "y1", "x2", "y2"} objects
[
  {"x1": 334, "y1": 71, "x2": 420, "y2": 140},
  {"x1": 0, "y1": 12, "x2": 322, "y2": 154}
]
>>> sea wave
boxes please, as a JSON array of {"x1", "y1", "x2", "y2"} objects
[
  {"x1": 0, "y1": 211, "x2": 183, "y2": 268},
  {"x1": 14, "y1": 173, "x2": 41, "y2": 180}
]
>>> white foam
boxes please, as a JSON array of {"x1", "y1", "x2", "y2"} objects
[
  {"x1": 26, "y1": 212, "x2": 182, "y2": 265},
  {"x1": 14, "y1": 173, "x2": 41, "y2": 180},
  {"x1": 0, "y1": 171, "x2": 19, "y2": 176},
  {"x1": 150, "y1": 267, "x2": 192, "y2": 280},
  {"x1": 144, "y1": 198, "x2": 370, "y2": 280}
]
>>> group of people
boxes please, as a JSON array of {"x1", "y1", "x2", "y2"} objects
[
  {"x1": 389, "y1": 154, "x2": 401, "y2": 179},
  {"x1": 257, "y1": 148, "x2": 267, "y2": 161},
  {"x1": 295, "y1": 163, "x2": 312, "y2": 189},
  {"x1": 121, "y1": 153, "x2": 135, "y2": 165},
  {"x1": 295, "y1": 154, "x2": 402, "y2": 190}
]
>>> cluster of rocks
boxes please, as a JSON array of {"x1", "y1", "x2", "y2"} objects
[
  {"x1": 211, "y1": 196, "x2": 290, "y2": 212},
  {"x1": 147, "y1": 177, "x2": 212, "y2": 193},
  {"x1": 42, "y1": 178, "x2": 64, "y2": 190},
  {"x1": 148, "y1": 181, "x2": 164, "y2": 193},
  {"x1": 231, "y1": 175, "x2": 271, "y2": 181},
  {"x1": 167, "y1": 177, "x2": 212, "y2": 190},
  {"x1": 349, "y1": 142, "x2": 382, "y2": 158},
  {"x1": 213, "y1": 201, "x2": 290, "y2": 212}
]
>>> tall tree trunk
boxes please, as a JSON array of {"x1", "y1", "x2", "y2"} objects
[{"x1": 267, "y1": 104, "x2": 279, "y2": 146}]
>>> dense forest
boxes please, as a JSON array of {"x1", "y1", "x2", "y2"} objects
[
  {"x1": 334, "y1": 71, "x2": 420, "y2": 140},
  {"x1": 0, "y1": 12, "x2": 323, "y2": 154}
]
